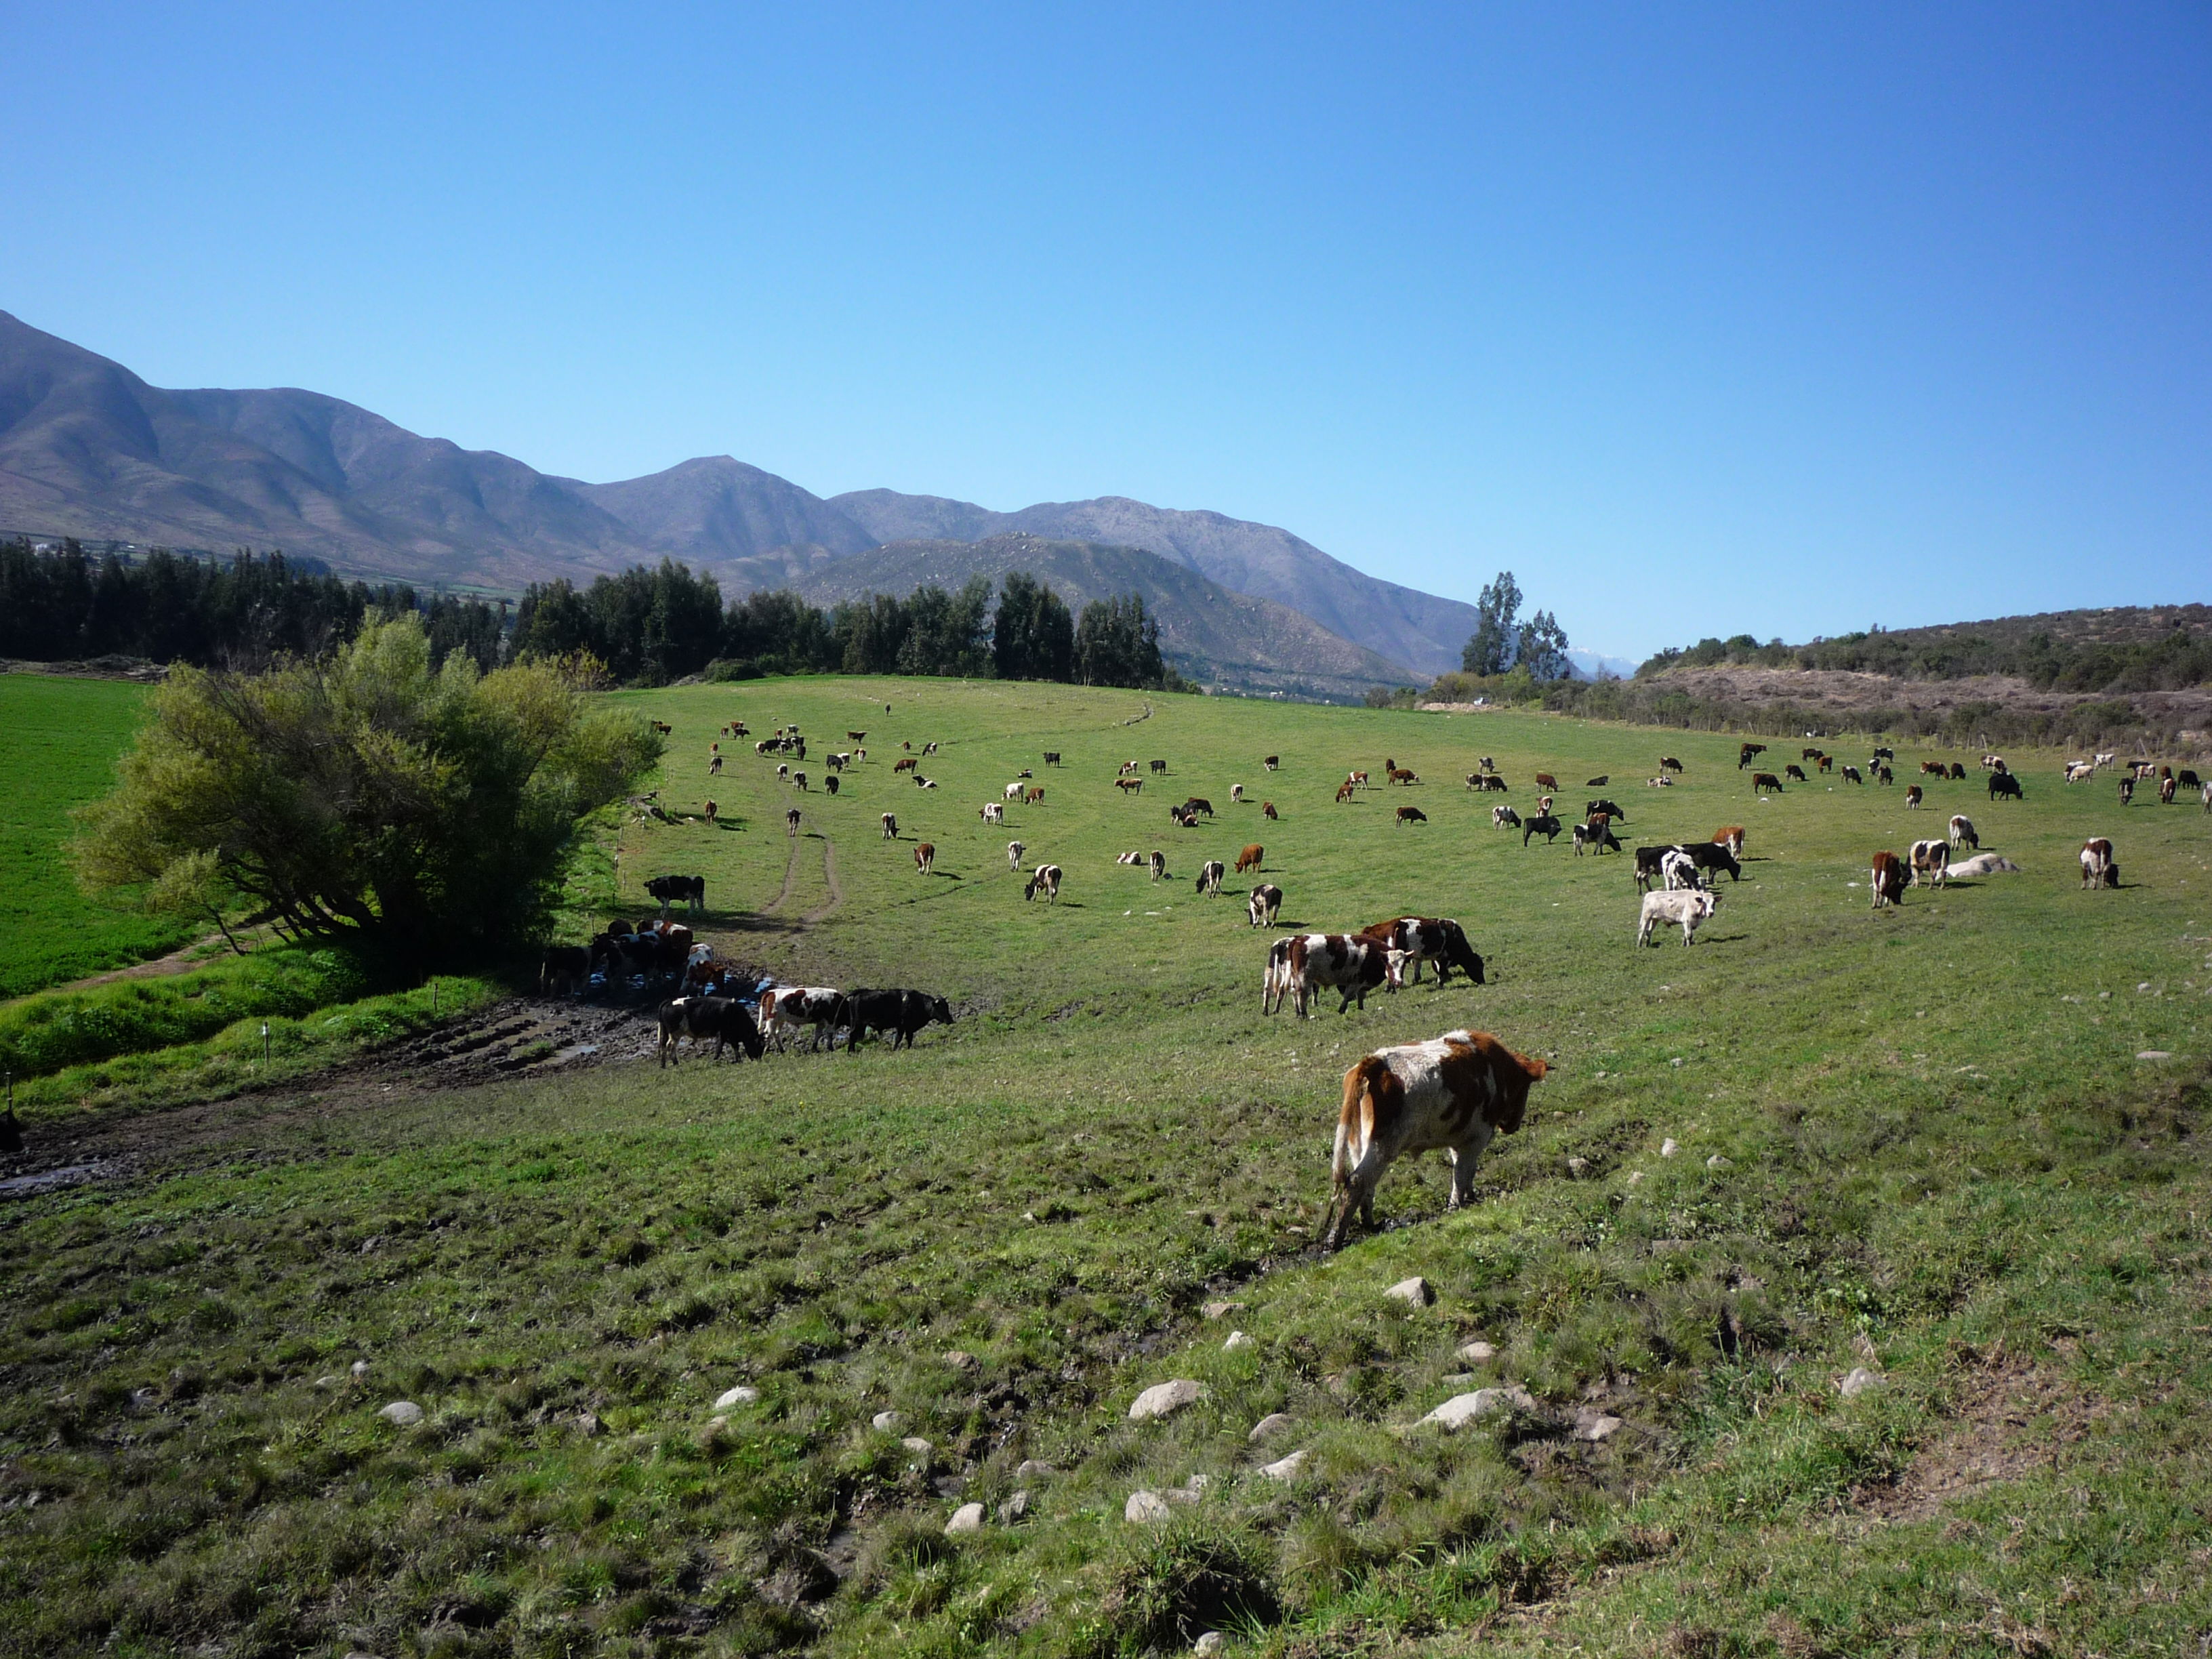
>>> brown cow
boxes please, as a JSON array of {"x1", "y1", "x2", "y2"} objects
[
  {"x1": 1395, "y1": 805, "x2": 1428, "y2": 825},
  {"x1": 895, "y1": 756, "x2": 918, "y2": 773},
  {"x1": 1025, "y1": 786, "x2": 1046, "y2": 804},
  {"x1": 2080, "y1": 837, "x2": 2116, "y2": 889},
  {"x1": 1534, "y1": 773, "x2": 1559, "y2": 790},
  {"x1": 1263, "y1": 800, "x2": 1279, "y2": 820},
  {"x1": 1870, "y1": 850, "x2": 1906, "y2": 909},
  {"x1": 1335, "y1": 780, "x2": 1357, "y2": 803},
  {"x1": 914, "y1": 842, "x2": 936, "y2": 875},
  {"x1": 1323, "y1": 1029, "x2": 1546, "y2": 1249},
  {"x1": 1236, "y1": 843, "x2": 1265, "y2": 874},
  {"x1": 1118, "y1": 777, "x2": 1143, "y2": 796},
  {"x1": 1752, "y1": 772, "x2": 1783, "y2": 794},
  {"x1": 881, "y1": 812, "x2": 898, "y2": 839},
  {"x1": 1711, "y1": 825, "x2": 1746, "y2": 859}
]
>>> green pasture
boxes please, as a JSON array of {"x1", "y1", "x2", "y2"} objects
[
  {"x1": 0, "y1": 674, "x2": 198, "y2": 999},
  {"x1": 4, "y1": 676, "x2": 2211, "y2": 1658}
]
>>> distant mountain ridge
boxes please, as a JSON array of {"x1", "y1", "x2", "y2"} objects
[{"x1": 0, "y1": 308, "x2": 1477, "y2": 682}]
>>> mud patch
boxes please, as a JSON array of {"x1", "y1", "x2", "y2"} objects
[{"x1": 1860, "y1": 1351, "x2": 2104, "y2": 1523}]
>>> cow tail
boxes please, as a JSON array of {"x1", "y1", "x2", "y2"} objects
[{"x1": 1328, "y1": 1061, "x2": 1376, "y2": 1234}]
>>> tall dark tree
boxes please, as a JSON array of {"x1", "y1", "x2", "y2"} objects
[
  {"x1": 1514, "y1": 608, "x2": 1572, "y2": 681},
  {"x1": 896, "y1": 577, "x2": 996, "y2": 676},
  {"x1": 1461, "y1": 570, "x2": 1523, "y2": 676},
  {"x1": 1074, "y1": 593, "x2": 1168, "y2": 689},
  {"x1": 992, "y1": 573, "x2": 1076, "y2": 681}
]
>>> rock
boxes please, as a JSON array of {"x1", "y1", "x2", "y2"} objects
[
  {"x1": 1705, "y1": 1155, "x2": 1732, "y2": 1171},
  {"x1": 1224, "y1": 1331, "x2": 1256, "y2": 1352},
  {"x1": 946, "y1": 1502, "x2": 985, "y2": 1534},
  {"x1": 573, "y1": 1411, "x2": 601, "y2": 1437},
  {"x1": 1001, "y1": 1489, "x2": 1030, "y2": 1521},
  {"x1": 1015, "y1": 1458, "x2": 1057, "y2": 1478},
  {"x1": 943, "y1": 1351, "x2": 978, "y2": 1371},
  {"x1": 1260, "y1": 1448, "x2": 1309, "y2": 1481},
  {"x1": 1129, "y1": 1379, "x2": 1205, "y2": 1421},
  {"x1": 714, "y1": 1385, "x2": 759, "y2": 1409},
  {"x1": 1248, "y1": 1412, "x2": 1295, "y2": 1442},
  {"x1": 872, "y1": 1410, "x2": 900, "y2": 1431},
  {"x1": 1457, "y1": 1340, "x2": 1498, "y2": 1364},
  {"x1": 313, "y1": 1374, "x2": 342, "y2": 1389},
  {"x1": 1660, "y1": 1139, "x2": 1680, "y2": 1157},
  {"x1": 1669, "y1": 1057, "x2": 1685, "y2": 1069},
  {"x1": 1184, "y1": 1473, "x2": 1210, "y2": 1494},
  {"x1": 1574, "y1": 1411, "x2": 1625, "y2": 1442},
  {"x1": 1566, "y1": 1156, "x2": 1589, "y2": 1176},
  {"x1": 2138, "y1": 981, "x2": 2154, "y2": 993},
  {"x1": 1194, "y1": 1632, "x2": 1226, "y2": 1654},
  {"x1": 1441, "y1": 1372, "x2": 1474, "y2": 1387},
  {"x1": 377, "y1": 1401, "x2": 424, "y2": 1427},
  {"x1": 1838, "y1": 1367, "x2": 1882, "y2": 1399},
  {"x1": 2138, "y1": 1050, "x2": 2173, "y2": 1061},
  {"x1": 901, "y1": 1436, "x2": 934, "y2": 1456},
  {"x1": 1421, "y1": 1386, "x2": 1536, "y2": 1429},
  {"x1": 1126, "y1": 1489, "x2": 1174, "y2": 1523},
  {"x1": 1202, "y1": 1300, "x2": 1246, "y2": 1321},
  {"x1": 350, "y1": 1360, "x2": 369, "y2": 1378},
  {"x1": 1627, "y1": 1170, "x2": 1644, "y2": 1185},
  {"x1": 1385, "y1": 1276, "x2": 1435, "y2": 1307}
]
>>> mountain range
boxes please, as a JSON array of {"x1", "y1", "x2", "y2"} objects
[{"x1": 0, "y1": 309, "x2": 1489, "y2": 687}]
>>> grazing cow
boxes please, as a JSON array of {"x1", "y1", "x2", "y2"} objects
[
  {"x1": 1660, "y1": 848, "x2": 1704, "y2": 892},
  {"x1": 1263, "y1": 801, "x2": 1279, "y2": 820},
  {"x1": 1248, "y1": 884, "x2": 1284, "y2": 928},
  {"x1": 1948, "y1": 853, "x2": 2022, "y2": 878},
  {"x1": 1586, "y1": 798, "x2": 1626, "y2": 821},
  {"x1": 1804, "y1": 747, "x2": 1824, "y2": 760},
  {"x1": 2118, "y1": 777, "x2": 2135, "y2": 806},
  {"x1": 1118, "y1": 777, "x2": 1144, "y2": 796},
  {"x1": 1237, "y1": 843, "x2": 1265, "y2": 874},
  {"x1": 1738, "y1": 743, "x2": 1766, "y2": 769},
  {"x1": 993, "y1": 840, "x2": 1019, "y2": 874},
  {"x1": 1818, "y1": 755, "x2": 1834, "y2": 773},
  {"x1": 1388, "y1": 767, "x2": 1419, "y2": 786},
  {"x1": 1197, "y1": 859, "x2": 1226, "y2": 895},
  {"x1": 825, "y1": 776, "x2": 840, "y2": 796},
  {"x1": 1284, "y1": 932, "x2": 1397, "y2": 1016},
  {"x1": 1264, "y1": 755, "x2": 1280, "y2": 771},
  {"x1": 1323, "y1": 1029, "x2": 1544, "y2": 1249},
  {"x1": 1786, "y1": 764, "x2": 1808, "y2": 783},
  {"x1": 1906, "y1": 784, "x2": 1924, "y2": 809},
  {"x1": 2160, "y1": 775, "x2": 2178, "y2": 804},
  {"x1": 1025, "y1": 864, "x2": 1064, "y2": 903},
  {"x1": 1044, "y1": 751, "x2": 1062, "y2": 767},
  {"x1": 777, "y1": 764, "x2": 790, "y2": 783},
  {"x1": 1713, "y1": 825, "x2": 1746, "y2": 857},
  {"x1": 1534, "y1": 772, "x2": 1560, "y2": 790},
  {"x1": 1660, "y1": 756, "x2": 1685, "y2": 773},
  {"x1": 1948, "y1": 814, "x2": 1978, "y2": 850},
  {"x1": 838, "y1": 987, "x2": 955, "y2": 1052},
  {"x1": 1870, "y1": 850, "x2": 1906, "y2": 909},
  {"x1": 1752, "y1": 772, "x2": 1784, "y2": 794},
  {"x1": 2095, "y1": 752, "x2": 2117, "y2": 770},
  {"x1": 1150, "y1": 759, "x2": 1168, "y2": 775},
  {"x1": 1981, "y1": 753, "x2": 2003, "y2": 771},
  {"x1": 1025, "y1": 786, "x2": 1045, "y2": 804},
  {"x1": 1335, "y1": 780, "x2": 1357, "y2": 804},
  {"x1": 1492, "y1": 805, "x2": 1521, "y2": 829},
  {"x1": 1396, "y1": 805, "x2": 1429, "y2": 825},
  {"x1": 1921, "y1": 761, "x2": 1946, "y2": 778},
  {"x1": 1638, "y1": 888, "x2": 1719, "y2": 947},
  {"x1": 2179, "y1": 770, "x2": 2201, "y2": 788},
  {"x1": 1877, "y1": 766, "x2": 1894, "y2": 785},
  {"x1": 1183, "y1": 797, "x2": 1214, "y2": 817},
  {"x1": 2080, "y1": 838, "x2": 2116, "y2": 890},
  {"x1": 762, "y1": 987, "x2": 844, "y2": 1052},
  {"x1": 982, "y1": 801, "x2": 1004, "y2": 825},
  {"x1": 1632, "y1": 845, "x2": 1675, "y2": 890},
  {"x1": 1842, "y1": 766, "x2": 1863, "y2": 784},
  {"x1": 847, "y1": 730, "x2": 867, "y2": 743},
  {"x1": 1988, "y1": 772, "x2": 2023, "y2": 801},
  {"x1": 1909, "y1": 838, "x2": 1950, "y2": 888},
  {"x1": 1473, "y1": 774, "x2": 1510, "y2": 792},
  {"x1": 1522, "y1": 813, "x2": 1563, "y2": 846},
  {"x1": 895, "y1": 756, "x2": 918, "y2": 773},
  {"x1": 1004, "y1": 782, "x2": 1025, "y2": 801},
  {"x1": 881, "y1": 812, "x2": 898, "y2": 839},
  {"x1": 923, "y1": 741, "x2": 939, "y2": 756},
  {"x1": 1119, "y1": 760, "x2": 1138, "y2": 776},
  {"x1": 651, "y1": 720, "x2": 673, "y2": 735},
  {"x1": 1948, "y1": 763, "x2": 1967, "y2": 781},
  {"x1": 1149, "y1": 850, "x2": 1167, "y2": 882},
  {"x1": 1573, "y1": 821, "x2": 1622, "y2": 856},
  {"x1": 538, "y1": 945, "x2": 591, "y2": 997},
  {"x1": 1872, "y1": 746, "x2": 1896, "y2": 763},
  {"x1": 791, "y1": 772, "x2": 808, "y2": 792},
  {"x1": 646, "y1": 874, "x2": 706, "y2": 918},
  {"x1": 1687, "y1": 842, "x2": 1744, "y2": 882},
  {"x1": 656, "y1": 997, "x2": 764, "y2": 1067},
  {"x1": 785, "y1": 806, "x2": 802, "y2": 836},
  {"x1": 1361, "y1": 916, "x2": 1485, "y2": 986},
  {"x1": 915, "y1": 842, "x2": 936, "y2": 874},
  {"x1": 1231, "y1": 784, "x2": 1245, "y2": 802},
  {"x1": 709, "y1": 753, "x2": 724, "y2": 777},
  {"x1": 1347, "y1": 770, "x2": 1371, "y2": 788}
]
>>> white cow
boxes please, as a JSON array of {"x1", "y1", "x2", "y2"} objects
[
  {"x1": 981, "y1": 801, "x2": 1004, "y2": 825},
  {"x1": 1948, "y1": 852, "x2": 2022, "y2": 878},
  {"x1": 1637, "y1": 888, "x2": 1719, "y2": 947},
  {"x1": 1007, "y1": 840, "x2": 1026, "y2": 869},
  {"x1": 1004, "y1": 782, "x2": 1024, "y2": 802}
]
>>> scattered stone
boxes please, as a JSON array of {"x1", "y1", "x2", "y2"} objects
[
  {"x1": 901, "y1": 1436, "x2": 934, "y2": 1456},
  {"x1": 1838, "y1": 1367, "x2": 1882, "y2": 1399},
  {"x1": 1248, "y1": 1412, "x2": 1295, "y2": 1443},
  {"x1": 946, "y1": 1502, "x2": 985, "y2": 1534},
  {"x1": 2138, "y1": 981, "x2": 2154, "y2": 993},
  {"x1": 1001, "y1": 1489, "x2": 1030, "y2": 1521},
  {"x1": 1626, "y1": 1170, "x2": 1644, "y2": 1185},
  {"x1": 1126, "y1": 1490, "x2": 1174, "y2": 1523},
  {"x1": 1441, "y1": 1372, "x2": 1474, "y2": 1387},
  {"x1": 1193, "y1": 1634, "x2": 1225, "y2": 1656},
  {"x1": 1574, "y1": 1410, "x2": 1625, "y2": 1442},
  {"x1": 1224, "y1": 1330, "x2": 1255, "y2": 1352},
  {"x1": 350, "y1": 1360, "x2": 369, "y2": 1378},
  {"x1": 1015, "y1": 1458, "x2": 1057, "y2": 1478},
  {"x1": 714, "y1": 1385, "x2": 759, "y2": 1409},
  {"x1": 1261, "y1": 1449, "x2": 1309, "y2": 1481},
  {"x1": 872, "y1": 1410, "x2": 899, "y2": 1432},
  {"x1": 1669, "y1": 1057, "x2": 1685, "y2": 1069},
  {"x1": 1202, "y1": 1300, "x2": 1246, "y2": 1321},
  {"x1": 1385, "y1": 1275, "x2": 1435, "y2": 1307},
  {"x1": 943, "y1": 1351, "x2": 978, "y2": 1372},
  {"x1": 1129, "y1": 1379, "x2": 1205, "y2": 1421},
  {"x1": 1566, "y1": 1156, "x2": 1589, "y2": 1176},
  {"x1": 1705, "y1": 1154, "x2": 1732, "y2": 1171},
  {"x1": 706, "y1": 1414, "x2": 730, "y2": 1433},
  {"x1": 313, "y1": 1374, "x2": 342, "y2": 1389},
  {"x1": 1660, "y1": 1139, "x2": 1680, "y2": 1157},
  {"x1": 130, "y1": 1387, "x2": 159, "y2": 1410},
  {"x1": 573, "y1": 1412, "x2": 600, "y2": 1437},
  {"x1": 1457, "y1": 1340, "x2": 1498, "y2": 1364},
  {"x1": 2138, "y1": 1050, "x2": 2173, "y2": 1061},
  {"x1": 377, "y1": 1401, "x2": 424, "y2": 1427},
  {"x1": 1421, "y1": 1385, "x2": 1536, "y2": 1429}
]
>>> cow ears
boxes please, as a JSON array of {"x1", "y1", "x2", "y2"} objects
[{"x1": 1520, "y1": 1052, "x2": 1549, "y2": 1082}]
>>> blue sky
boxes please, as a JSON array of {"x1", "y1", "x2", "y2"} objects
[{"x1": 7, "y1": 3, "x2": 2208, "y2": 660}]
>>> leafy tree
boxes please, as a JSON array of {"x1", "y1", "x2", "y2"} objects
[
  {"x1": 1075, "y1": 593, "x2": 1168, "y2": 689},
  {"x1": 1514, "y1": 608, "x2": 1572, "y2": 682},
  {"x1": 72, "y1": 616, "x2": 661, "y2": 966},
  {"x1": 836, "y1": 594, "x2": 912, "y2": 674},
  {"x1": 993, "y1": 573, "x2": 1076, "y2": 681},
  {"x1": 1461, "y1": 571, "x2": 1523, "y2": 675},
  {"x1": 897, "y1": 577, "x2": 996, "y2": 676}
]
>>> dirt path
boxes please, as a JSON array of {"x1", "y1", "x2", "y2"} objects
[{"x1": 16, "y1": 933, "x2": 227, "y2": 1002}]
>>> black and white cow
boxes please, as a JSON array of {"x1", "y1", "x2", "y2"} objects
[
  {"x1": 1361, "y1": 916, "x2": 1486, "y2": 986},
  {"x1": 1025, "y1": 864, "x2": 1063, "y2": 903},
  {"x1": 1195, "y1": 859, "x2": 1226, "y2": 896},
  {"x1": 762, "y1": 986, "x2": 844, "y2": 1052},
  {"x1": 1248, "y1": 883, "x2": 1284, "y2": 928},
  {"x1": 1280, "y1": 933, "x2": 1400, "y2": 1017},
  {"x1": 656, "y1": 997, "x2": 764, "y2": 1066},
  {"x1": 646, "y1": 874, "x2": 705, "y2": 917}
]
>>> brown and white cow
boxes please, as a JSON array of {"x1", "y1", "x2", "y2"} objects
[
  {"x1": 1361, "y1": 917, "x2": 1485, "y2": 985},
  {"x1": 1714, "y1": 826, "x2": 1746, "y2": 857},
  {"x1": 981, "y1": 801, "x2": 1004, "y2": 825},
  {"x1": 1948, "y1": 813, "x2": 1978, "y2": 850},
  {"x1": 1118, "y1": 777, "x2": 1144, "y2": 796},
  {"x1": 1149, "y1": 850, "x2": 1167, "y2": 881},
  {"x1": 1905, "y1": 783, "x2": 1923, "y2": 809},
  {"x1": 1870, "y1": 850, "x2": 1906, "y2": 909},
  {"x1": 1196, "y1": 859, "x2": 1226, "y2": 896},
  {"x1": 1335, "y1": 779, "x2": 1357, "y2": 804},
  {"x1": 1025, "y1": 863, "x2": 1063, "y2": 903},
  {"x1": 1322, "y1": 1029, "x2": 1546, "y2": 1249},
  {"x1": 1248, "y1": 883, "x2": 1284, "y2": 928},
  {"x1": 1282, "y1": 932, "x2": 1399, "y2": 1017},
  {"x1": 914, "y1": 842, "x2": 936, "y2": 875},
  {"x1": 2080, "y1": 838, "x2": 2115, "y2": 889},
  {"x1": 1236, "y1": 843, "x2": 1265, "y2": 874},
  {"x1": 1908, "y1": 838, "x2": 1950, "y2": 888},
  {"x1": 881, "y1": 812, "x2": 898, "y2": 839},
  {"x1": 762, "y1": 986, "x2": 844, "y2": 1052}
]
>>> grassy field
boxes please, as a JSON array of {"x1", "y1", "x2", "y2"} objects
[
  {"x1": 0, "y1": 674, "x2": 199, "y2": 999},
  {"x1": 4, "y1": 675, "x2": 2211, "y2": 1658}
]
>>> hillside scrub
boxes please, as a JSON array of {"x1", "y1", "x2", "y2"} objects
[{"x1": 70, "y1": 617, "x2": 661, "y2": 967}]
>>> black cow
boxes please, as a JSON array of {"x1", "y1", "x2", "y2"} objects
[
  {"x1": 646, "y1": 874, "x2": 706, "y2": 917},
  {"x1": 656, "y1": 997, "x2": 764, "y2": 1066},
  {"x1": 838, "y1": 988, "x2": 956, "y2": 1051},
  {"x1": 0, "y1": 1105, "x2": 22, "y2": 1155},
  {"x1": 1522, "y1": 813, "x2": 1563, "y2": 846},
  {"x1": 538, "y1": 945, "x2": 591, "y2": 996},
  {"x1": 1585, "y1": 798, "x2": 1626, "y2": 822},
  {"x1": 1686, "y1": 842, "x2": 1744, "y2": 882},
  {"x1": 1988, "y1": 773, "x2": 2024, "y2": 801}
]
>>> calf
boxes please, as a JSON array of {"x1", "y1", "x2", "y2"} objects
[
  {"x1": 1004, "y1": 782, "x2": 1025, "y2": 801},
  {"x1": 1646, "y1": 775, "x2": 1673, "y2": 787},
  {"x1": 792, "y1": 772, "x2": 808, "y2": 791},
  {"x1": 1842, "y1": 765, "x2": 1863, "y2": 784},
  {"x1": 1948, "y1": 814, "x2": 1978, "y2": 850},
  {"x1": 1586, "y1": 775, "x2": 1609, "y2": 787},
  {"x1": 785, "y1": 806, "x2": 802, "y2": 835},
  {"x1": 837, "y1": 988, "x2": 955, "y2": 1051},
  {"x1": 1752, "y1": 771, "x2": 1784, "y2": 794},
  {"x1": 1118, "y1": 777, "x2": 1144, "y2": 796},
  {"x1": 1183, "y1": 796, "x2": 1214, "y2": 817},
  {"x1": 2118, "y1": 777, "x2": 2135, "y2": 806},
  {"x1": 881, "y1": 812, "x2": 898, "y2": 838},
  {"x1": 1263, "y1": 754, "x2": 1279, "y2": 771},
  {"x1": 2160, "y1": 775, "x2": 2177, "y2": 804},
  {"x1": 656, "y1": 997, "x2": 764, "y2": 1067},
  {"x1": 1263, "y1": 801, "x2": 1279, "y2": 820},
  {"x1": 1025, "y1": 786, "x2": 1046, "y2": 804},
  {"x1": 1572, "y1": 821, "x2": 1622, "y2": 855},
  {"x1": 1007, "y1": 840, "x2": 1025, "y2": 869},
  {"x1": 823, "y1": 775, "x2": 839, "y2": 796},
  {"x1": 914, "y1": 842, "x2": 936, "y2": 874},
  {"x1": 1909, "y1": 838, "x2": 1950, "y2": 888},
  {"x1": 1284, "y1": 932, "x2": 1397, "y2": 1017},
  {"x1": 1361, "y1": 916, "x2": 1485, "y2": 985},
  {"x1": 1660, "y1": 848, "x2": 1704, "y2": 892},
  {"x1": 1818, "y1": 754, "x2": 1834, "y2": 773},
  {"x1": 538, "y1": 945, "x2": 591, "y2": 997},
  {"x1": 895, "y1": 756, "x2": 918, "y2": 773},
  {"x1": 1149, "y1": 850, "x2": 1167, "y2": 881},
  {"x1": 1492, "y1": 805, "x2": 1521, "y2": 829},
  {"x1": 1785, "y1": 764, "x2": 1807, "y2": 783},
  {"x1": 646, "y1": 874, "x2": 706, "y2": 918},
  {"x1": 1044, "y1": 751, "x2": 1062, "y2": 767},
  {"x1": 1335, "y1": 780, "x2": 1358, "y2": 804},
  {"x1": 1586, "y1": 798, "x2": 1626, "y2": 821},
  {"x1": 1659, "y1": 756, "x2": 1685, "y2": 773},
  {"x1": 1025, "y1": 863, "x2": 1063, "y2": 903},
  {"x1": 981, "y1": 801, "x2": 1004, "y2": 825},
  {"x1": 1870, "y1": 850, "x2": 1906, "y2": 909},
  {"x1": 1117, "y1": 851, "x2": 1145, "y2": 864},
  {"x1": 1878, "y1": 766, "x2": 1895, "y2": 785},
  {"x1": 1149, "y1": 759, "x2": 1168, "y2": 774},
  {"x1": 1803, "y1": 747, "x2": 1825, "y2": 760},
  {"x1": 1637, "y1": 888, "x2": 1719, "y2": 946},
  {"x1": 1948, "y1": 762, "x2": 1967, "y2": 781},
  {"x1": 1988, "y1": 773, "x2": 2024, "y2": 800},
  {"x1": 1737, "y1": 743, "x2": 1765, "y2": 769},
  {"x1": 1534, "y1": 772, "x2": 1560, "y2": 790},
  {"x1": 1237, "y1": 843, "x2": 1265, "y2": 874},
  {"x1": 1248, "y1": 883, "x2": 1284, "y2": 928},
  {"x1": 1231, "y1": 784, "x2": 1245, "y2": 802},
  {"x1": 1522, "y1": 813, "x2": 1563, "y2": 846},
  {"x1": 1905, "y1": 784, "x2": 1923, "y2": 809},
  {"x1": 1395, "y1": 805, "x2": 1429, "y2": 825},
  {"x1": 2080, "y1": 838, "x2": 2116, "y2": 890},
  {"x1": 762, "y1": 987, "x2": 844, "y2": 1052},
  {"x1": 1196, "y1": 859, "x2": 1226, "y2": 895},
  {"x1": 1322, "y1": 1029, "x2": 1545, "y2": 1249}
]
